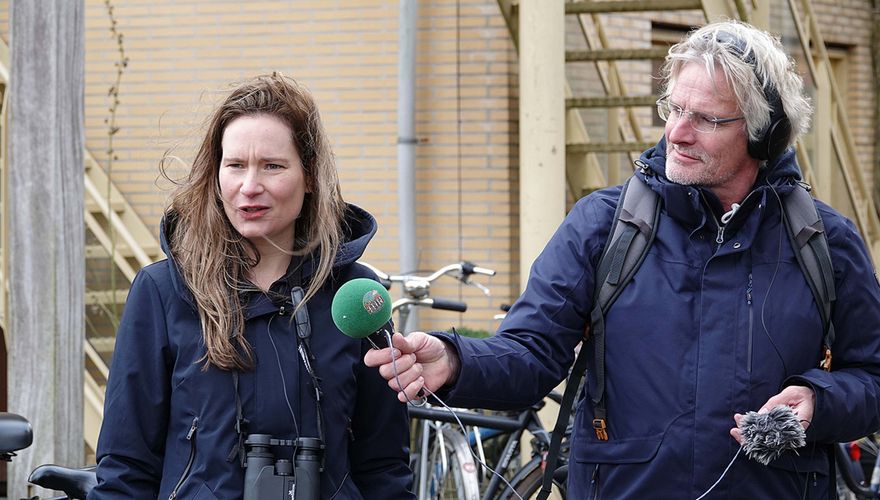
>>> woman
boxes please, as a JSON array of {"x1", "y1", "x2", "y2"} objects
[{"x1": 89, "y1": 74, "x2": 414, "y2": 499}]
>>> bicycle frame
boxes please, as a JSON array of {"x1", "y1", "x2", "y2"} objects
[{"x1": 408, "y1": 396, "x2": 562, "y2": 500}]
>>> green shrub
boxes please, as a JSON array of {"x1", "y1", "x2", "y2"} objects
[{"x1": 454, "y1": 326, "x2": 492, "y2": 339}]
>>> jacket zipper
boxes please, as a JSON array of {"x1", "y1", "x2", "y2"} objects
[
  {"x1": 701, "y1": 190, "x2": 760, "y2": 247},
  {"x1": 168, "y1": 417, "x2": 199, "y2": 500},
  {"x1": 746, "y1": 273, "x2": 754, "y2": 373},
  {"x1": 591, "y1": 464, "x2": 600, "y2": 500}
]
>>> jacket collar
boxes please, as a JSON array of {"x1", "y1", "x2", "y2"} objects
[{"x1": 635, "y1": 136, "x2": 803, "y2": 233}]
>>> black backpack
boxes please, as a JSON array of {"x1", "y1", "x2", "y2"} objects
[{"x1": 537, "y1": 172, "x2": 836, "y2": 498}]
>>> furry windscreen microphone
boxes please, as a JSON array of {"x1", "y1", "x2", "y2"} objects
[{"x1": 740, "y1": 405, "x2": 807, "y2": 465}]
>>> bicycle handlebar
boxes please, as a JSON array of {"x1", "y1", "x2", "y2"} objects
[
  {"x1": 360, "y1": 260, "x2": 496, "y2": 285},
  {"x1": 429, "y1": 298, "x2": 468, "y2": 312},
  {"x1": 408, "y1": 406, "x2": 524, "y2": 431}
]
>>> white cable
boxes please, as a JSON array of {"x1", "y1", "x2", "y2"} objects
[
  {"x1": 695, "y1": 446, "x2": 742, "y2": 500},
  {"x1": 386, "y1": 335, "x2": 525, "y2": 500}
]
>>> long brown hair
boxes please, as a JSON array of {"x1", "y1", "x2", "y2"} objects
[{"x1": 164, "y1": 74, "x2": 345, "y2": 370}]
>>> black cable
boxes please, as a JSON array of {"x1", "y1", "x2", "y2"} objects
[
  {"x1": 266, "y1": 314, "x2": 300, "y2": 439},
  {"x1": 761, "y1": 181, "x2": 789, "y2": 377}
]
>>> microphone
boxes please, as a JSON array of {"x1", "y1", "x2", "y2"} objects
[
  {"x1": 331, "y1": 278, "x2": 393, "y2": 349},
  {"x1": 740, "y1": 404, "x2": 806, "y2": 465}
]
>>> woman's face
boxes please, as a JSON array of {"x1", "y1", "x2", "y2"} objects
[{"x1": 218, "y1": 114, "x2": 307, "y2": 252}]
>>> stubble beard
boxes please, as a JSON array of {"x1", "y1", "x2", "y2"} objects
[{"x1": 666, "y1": 145, "x2": 731, "y2": 189}]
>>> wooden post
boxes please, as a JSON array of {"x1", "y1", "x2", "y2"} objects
[
  {"x1": 519, "y1": 0, "x2": 565, "y2": 291},
  {"x1": 7, "y1": 2, "x2": 85, "y2": 498}
]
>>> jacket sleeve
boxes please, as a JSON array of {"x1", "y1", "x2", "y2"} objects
[
  {"x1": 786, "y1": 214, "x2": 880, "y2": 443},
  {"x1": 442, "y1": 194, "x2": 613, "y2": 410},
  {"x1": 88, "y1": 269, "x2": 172, "y2": 499},
  {"x1": 348, "y1": 336, "x2": 416, "y2": 499}
]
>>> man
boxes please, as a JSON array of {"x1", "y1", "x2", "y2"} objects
[{"x1": 366, "y1": 20, "x2": 880, "y2": 498}]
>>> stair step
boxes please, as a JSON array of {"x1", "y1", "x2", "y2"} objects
[
  {"x1": 565, "y1": 0, "x2": 702, "y2": 14},
  {"x1": 568, "y1": 141, "x2": 657, "y2": 154},
  {"x1": 85, "y1": 197, "x2": 126, "y2": 215},
  {"x1": 567, "y1": 47, "x2": 670, "y2": 62},
  {"x1": 85, "y1": 289, "x2": 129, "y2": 305},
  {"x1": 89, "y1": 336, "x2": 116, "y2": 354},
  {"x1": 567, "y1": 95, "x2": 658, "y2": 109},
  {"x1": 86, "y1": 243, "x2": 161, "y2": 259}
]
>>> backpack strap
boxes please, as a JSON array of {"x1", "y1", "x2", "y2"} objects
[
  {"x1": 781, "y1": 182, "x2": 836, "y2": 370},
  {"x1": 537, "y1": 175, "x2": 660, "y2": 500}
]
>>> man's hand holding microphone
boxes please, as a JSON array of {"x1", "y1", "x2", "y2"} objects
[{"x1": 364, "y1": 332, "x2": 459, "y2": 403}]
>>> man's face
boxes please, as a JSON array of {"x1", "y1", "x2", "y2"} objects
[{"x1": 665, "y1": 62, "x2": 759, "y2": 195}]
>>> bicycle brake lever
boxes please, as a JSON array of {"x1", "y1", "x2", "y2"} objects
[{"x1": 470, "y1": 280, "x2": 491, "y2": 296}]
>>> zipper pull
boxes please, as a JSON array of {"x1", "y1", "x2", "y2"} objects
[
  {"x1": 187, "y1": 417, "x2": 199, "y2": 440},
  {"x1": 746, "y1": 274, "x2": 753, "y2": 305},
  {"x1": 716, "y1": 225, "x2": 725, "y2": 244}
]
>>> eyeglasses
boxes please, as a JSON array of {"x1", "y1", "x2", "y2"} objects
[{"x1": 656, "y1": 97, "x2": 745, "y2": 133}]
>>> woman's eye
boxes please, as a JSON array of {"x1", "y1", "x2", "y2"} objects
[{"x1": 266, "y1": 163, "x2": 284, "y2": 170}]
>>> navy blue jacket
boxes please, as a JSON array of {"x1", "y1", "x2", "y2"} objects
[
  {"x1": 90, "y1": 205, "x2": 414, "y2": 500},
  {"x1": 444, "y1": 140, "x2": 880, "y2": 499}
]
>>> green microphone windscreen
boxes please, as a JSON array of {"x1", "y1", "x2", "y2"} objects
[{"x1": 331, "y1": 278, "x2": 393, "y2": 339}]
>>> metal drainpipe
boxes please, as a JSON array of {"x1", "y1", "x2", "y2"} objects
[{"x1": 398, "y1": 0, "x2": 418, "y2": 332}]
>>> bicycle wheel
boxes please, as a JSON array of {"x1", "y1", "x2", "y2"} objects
[
  {"x1": 495, "y1": 457, "x2": 566, "y2": 500},
  {"x1": 425, "y1": 427, "x2": 481, "y2": 500}
]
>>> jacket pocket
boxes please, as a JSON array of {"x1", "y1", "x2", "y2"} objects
[
  {"x1": 572, "y1": 433, "x2": 663, "y2": 465},
  {"x1": 168, "y1": 416, "x2": 200, "y2": 500},
  {"x1": 570, "y1": 433, "x2": 663, "y2": 500},
  {"x1": 766, "y1": 445, "x2": 829, "y2": 475}
]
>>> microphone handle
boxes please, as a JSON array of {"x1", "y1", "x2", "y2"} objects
[{"x1": 366, "y1": 326, "x2": 392, "y2": 349}]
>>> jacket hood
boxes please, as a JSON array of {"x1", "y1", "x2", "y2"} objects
[
  {"x1": 158, "y1": 203, "x2": 378, "y2": 303},
  {"x1": 634, "y1": 136, "x2": 803, "y2": 230}
]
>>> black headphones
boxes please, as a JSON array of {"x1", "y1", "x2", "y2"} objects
[{"x1": 714, "y1": 31, "x2": 792, "y2": 161}]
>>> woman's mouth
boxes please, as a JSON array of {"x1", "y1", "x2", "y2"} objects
[{"x1": 238, "y1": 206, "x2": 268, "y2": 218}]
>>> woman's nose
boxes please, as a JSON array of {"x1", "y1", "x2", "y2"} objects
[{"x1": 239, "y1": 167, "x2": 264, "y2": 196}]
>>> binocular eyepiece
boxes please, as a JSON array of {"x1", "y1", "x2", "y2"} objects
[{"x1": 242, "y1": 434, "x2": 323, "y2": 500}]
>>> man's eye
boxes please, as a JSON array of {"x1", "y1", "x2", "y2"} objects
[
  {"x1": 266, "y1": 163, "x2": 284, "y2": 170},
  {"x1": 695, "y1": 113, "x2": 716, "y2": 126}
]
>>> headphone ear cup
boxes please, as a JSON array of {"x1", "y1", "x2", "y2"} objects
[{"x1": 748, "y1": 116, "x2": 791, "y2": 161}]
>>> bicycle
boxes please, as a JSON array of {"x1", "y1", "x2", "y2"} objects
[
  {"x1": 0, "y1": 412, "x2": 96, "y2": 500},
  {"x1": 359, "y1": 260, "x2": 499, "y2": 499},
  {"x1": 407, "y1": 391, "x2": 569, "y2": 500}
]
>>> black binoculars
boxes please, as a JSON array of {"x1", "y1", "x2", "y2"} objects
[{"x1": 242, "y1": 433, "x2": 323, "y2": 500}]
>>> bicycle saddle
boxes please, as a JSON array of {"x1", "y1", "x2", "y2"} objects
[
  {"x1": 0, "y1": 412, "x2": 33, "y2": 457},
  {"x1": 28, "y1": 464, "x2": 97, "y2": 500}
]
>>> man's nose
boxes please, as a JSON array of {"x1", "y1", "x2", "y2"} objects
[{"x1": 666, "y1": 113, "x2": 696, "y2": 144}]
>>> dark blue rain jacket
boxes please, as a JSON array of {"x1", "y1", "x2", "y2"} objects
[
  {"x1": 444, "y1": 140, "x2": 880, "y2": 499},
  {"x1": 89, "y1": 204, "x2": 414, "y2": 500}
]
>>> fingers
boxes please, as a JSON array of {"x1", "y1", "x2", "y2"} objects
[
  {"x1": 363, "y1": 346, "x2": 397, "y2": 368},
  {"x1": 730, "y1": 413, "x2": 745, "y2": 445},
  {"x1": 394, "y1": 376, "x2": 426, "y2": 403},
  {"x1": 363, "y1": 333, "x2": 412, "y2": 368},
  {"x1": 730, "y1": 427, "x2": 744, "y2": 445}
]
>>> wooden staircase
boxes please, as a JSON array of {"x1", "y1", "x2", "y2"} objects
[{"x1": 497, "y1": 0, "x2": 880, "y2": 263}]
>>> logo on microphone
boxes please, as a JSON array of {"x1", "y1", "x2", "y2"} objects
[{"x1": 362, "y1": 290, "x2": 385, "y2": 314}]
